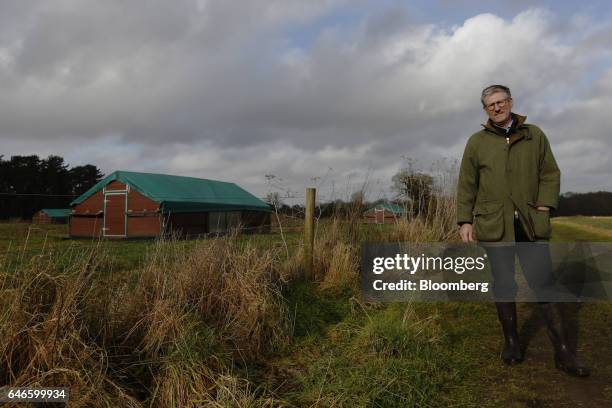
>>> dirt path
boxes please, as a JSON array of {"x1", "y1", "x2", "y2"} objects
[
  {"x1": 457, "y1": 220, "x2": 612, "y2": 407},
  {"x1": 504, "y1": 303, "x2": 612, "y2": 407},
  {"x1": 438, "y1": 300, "x2": 611, "y2": 407}
]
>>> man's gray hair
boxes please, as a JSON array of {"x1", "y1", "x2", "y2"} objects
[{"x1": 481, "y1": 85, "x2": 511, "y2": 107}]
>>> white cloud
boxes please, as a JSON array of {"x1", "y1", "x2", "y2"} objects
[{"x1": 1, "y1": 2, "x2": 611, "y2": 197}]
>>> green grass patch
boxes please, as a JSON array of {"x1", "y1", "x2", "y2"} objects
[
  {"x1": 282, "y1": 302, "x2": 455, "y2": 407},
  {"x1": 284, "y1": 281, "x2": 351, "y2": 338},
  {"x1": 552, "y1": 218, "x2": 612, "y2": 242}
]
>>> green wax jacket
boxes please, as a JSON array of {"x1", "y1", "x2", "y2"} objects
[{"x1": 456, "y1": 113, "x2": 560, "y2": 242}]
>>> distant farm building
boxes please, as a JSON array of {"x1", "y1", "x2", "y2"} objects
[
  {"x1": 363, "y1": 203, "x2": 406, "y2": 224},
  {"x1": 69, "y1": 171, "x2": 271, "y2": 238},
  {"x1": 32, "y1": 209, "x2": 71, "y2": 224}
]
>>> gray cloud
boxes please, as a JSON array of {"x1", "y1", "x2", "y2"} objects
[{"x1": 1, "y1": 2, "x2": 611, "y2": 198}]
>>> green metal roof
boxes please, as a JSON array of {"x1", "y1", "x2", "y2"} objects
[
  {"x1": 41, "y1": 209, "x2": 71, "y2": 218},
  {"x1": 70, "y1": 171, "x2": 271, "y2": 213},
  {"x1": 365, "y1": 203, "x2": 406, "y2": 215}
]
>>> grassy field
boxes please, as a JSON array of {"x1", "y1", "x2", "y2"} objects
[
  {"x1": 552, "y1": 216, "x2": 612, "y2": 241},
  {"x1": 0, "y1": 215, "x2": 610, "y2": 407}
]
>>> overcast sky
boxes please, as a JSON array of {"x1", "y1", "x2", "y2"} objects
[{"x1": 1, "y1": 0, "x2": 611, "y2": 202}]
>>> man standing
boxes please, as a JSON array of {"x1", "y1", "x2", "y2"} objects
[{"x1": 456, "y1": 85, "x2": 589, "y2": 377}]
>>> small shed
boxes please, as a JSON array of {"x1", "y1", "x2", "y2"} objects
[
  {"x1": 69, "y1": 171, "x2": 271, "y2": 238},
  {"x1": 363, "y1": 203, "x2": 406, "y2": 224},
  {"x1": 33, "y1": 209, "x2": 71, "y2": 224}
]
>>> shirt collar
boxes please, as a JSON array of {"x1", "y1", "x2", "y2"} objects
[{"x1": 493, "y1": 117, "x2": 514, "y2": 133}]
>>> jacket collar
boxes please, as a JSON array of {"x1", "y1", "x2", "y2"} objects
[{"x1": 482, "y1": 113, "x2": 529, "y2": 137}]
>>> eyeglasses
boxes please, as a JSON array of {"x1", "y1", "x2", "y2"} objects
[{"x1": 485, "y1": 98, "x2": 510, "y2": 111}]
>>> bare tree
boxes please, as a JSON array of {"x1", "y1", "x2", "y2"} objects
[{"x1": 391, "y1": 168, "x2": 434, "y2": 218}]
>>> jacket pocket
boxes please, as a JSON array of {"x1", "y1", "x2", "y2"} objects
[
  {"x1": 527, "y1": 202, "x2": 552, "y2": 239},
  {"x1": 473, "y1": 201, "x2": 504, "y2": 241}
]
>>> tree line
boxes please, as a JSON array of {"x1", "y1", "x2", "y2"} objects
[
  {"x1": 0, "y1": 155, "x2": 103, "y2": 220},
  {"x1": 556, "y1": 191, "x2": 612, "y2": 216}
]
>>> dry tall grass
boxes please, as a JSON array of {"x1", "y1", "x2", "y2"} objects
[
  {"x1": 312, "y1": 184, "x2": 458, "y2": 293},
  {"x1": 0, "y1": 235, "x2": 291, "y2": 407},
  {"x1": 0, "y1": 244, "x2": 142, "y2": 407},
  {"x1": 135, "y1": 236, "x2": 290, "y2": 359},
  {"x1": 0, "y1": 183, "x2": 459, "y2": 406},
  {"x1": 388, "y1": 195, "x2": 458, "y2": 242}
]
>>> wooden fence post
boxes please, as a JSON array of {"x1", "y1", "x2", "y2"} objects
[{"x1": 304, "y1": 187, "x2": 316, "y2": 280}]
